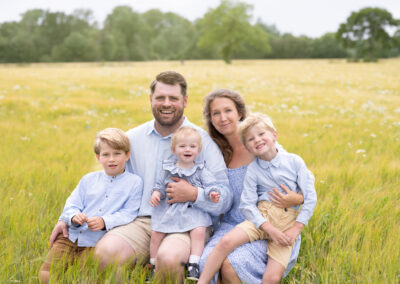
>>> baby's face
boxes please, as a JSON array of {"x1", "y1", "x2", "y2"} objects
[{"x1": 173, "y1": 134, "x2": 201, "y2": 164}]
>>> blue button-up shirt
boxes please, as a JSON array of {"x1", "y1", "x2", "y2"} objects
[
  {"x1": 125, "y1": 117, "x2": 232, "y2": 218},
  {"x1": 240, "y1": 150, "x2": 317, "y2": 228},
  {"x1": 59, "y1": 170, "x2": 143, "y2": 247}
]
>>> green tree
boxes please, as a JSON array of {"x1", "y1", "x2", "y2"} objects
[
  {"x1": 101, "y1": 6, "x2": 149, "y2": 61},
  {"x1": 142, "y1": 10, "x2": 197, "y2": 60},
  {"x1": 336, "y1": 7, "x2": 400, "y2": 61},
  {"x1": 197, "y1": 0, "x2": 269, "y2": 63}
]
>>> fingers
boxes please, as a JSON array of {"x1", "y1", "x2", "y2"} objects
[
  {"x1": 87, "y1": 217, "x2": 104, "y2": 231},
  {"x1": 279, "y1": 184, "x2": 290, "y2": 193},
  {"x1": 49, "y1": 221, "x2": 68, "y2": 248},
  {"x1": 170, "y1": 176, "x2": 180, "y2": 182}
]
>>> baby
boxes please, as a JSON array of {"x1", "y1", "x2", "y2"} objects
[{"x1": 148, "y1": 126, "x2": 220, "y2": 281}]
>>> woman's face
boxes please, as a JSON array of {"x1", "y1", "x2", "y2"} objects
[{"x1": 210, "y1": 97, "x2": 242, "y2": 136}]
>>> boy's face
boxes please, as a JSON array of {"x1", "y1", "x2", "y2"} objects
[
  {"x1": 172, "y1": 134, "x2": 201, "y2": 165},
  {"x1": 96, "y1": 142, "x2": 129, "y2": 177},
  {"x1": 244, "y1": 123, "x2": 277, "y2": 160}
]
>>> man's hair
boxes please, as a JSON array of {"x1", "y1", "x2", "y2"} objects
[
  {"x1": 238, "y1": 113, "x2": 276, "y2": 145},
  {"x1": 94, "y1": 128, "x2": 130, "y2": 154},
  {"x1": 171, "y1": 127, "x2": 202, "y2": 152},
  {"x1": 150, "y1": 71, "x2": 187, "y2": 96}
]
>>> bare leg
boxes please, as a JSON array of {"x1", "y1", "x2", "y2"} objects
[
  {"x1": 262, "y1": 258, "x2": 285, "y2": 284},
  {"x1": 220, "y1": 258, "x2": 242, "y2": 284},
  {"x1": 94, "y1": 234, "x2": 136, "y2": 270},
  {"x1": 149, "y1": 231, "x2": 166, "y2": 260},
  {"x1": 189, "y1": 227, "x2": 206, "y2": 257},
  {"x1": 156, "y1": 237, "x2": 190, "y2": 284},
  {"x1": 198, "y1": 227, "x2": 250, "y2": 284}
]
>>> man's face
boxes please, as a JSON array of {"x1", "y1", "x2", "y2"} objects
[{"x1": 150, "y1": 81, "x2": 187, "y2": 128}]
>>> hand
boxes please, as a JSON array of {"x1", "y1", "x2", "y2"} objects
[
  {"x1": 284, "y1": 222, "x2": 304, "y2": 245},
  {"x1": 87, "y1": 217, "x2": 105, "y2": 231},
  {"x1": 150, "y1": 191, "x2": 162, "y2": 207},
  {"x1": 72, "y1": 213, "x2": 88, "y2": 225},
  {"x1": 209, "y1": 191, "x2": 220, "y2": 203},
  {"x1": 166, "y1": 177, "x2": 198, "y2": 204},
  {"x1": 49, "y1": 220, "x2": 68, "y2": 249},
  {"x1": 269, "y1": 184, "x2": 304, "y2": 208},
  {"x1": 260, "y1": 222, "x2": 291, "y2": 246}
]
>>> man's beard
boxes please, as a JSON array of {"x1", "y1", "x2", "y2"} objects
[{"x1": 152, "y1": 107, "x2": 184, "y2": 127}]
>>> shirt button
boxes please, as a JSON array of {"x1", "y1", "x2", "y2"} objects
[
  {"x1": 99, "y1": 209, "x2": 102, "y2": 212},
  {"x1": 106, "y1": 195, "x2": 108, "y2": 198},
  {"x1": 79, "y1": 231, "x2": 82, "y2": 234}
]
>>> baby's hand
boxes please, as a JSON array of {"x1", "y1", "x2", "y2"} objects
[
  {"x1": 72, "y1": 213, "x2": 88, "y2": 225},
  {"x1": 150, "y1": 191, "x2": 162, "y2": 207},
  {"x1": 209, "y1": 191, "x2": 220, "y2": 203},
  {"x1": 87, "y1": 217, "x2": 105, "y2": 231},
  {"x1": 260, "y1": 222, "x2": 291, "y2": 246}
]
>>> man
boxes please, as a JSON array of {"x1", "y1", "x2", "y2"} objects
[{"x1": 49, "y1": 71, "x2": 232, "y2": 282}]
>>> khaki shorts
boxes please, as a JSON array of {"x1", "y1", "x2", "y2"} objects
[
  {"x1": 40, "y1": 235, "x2": 93, "y2": 272},
  {"x1": 236, "y1": 201, "x2": 299, "y2": 268},
  {"x1": 107, "y1": 217, "x2": 195, "y2": 261}
]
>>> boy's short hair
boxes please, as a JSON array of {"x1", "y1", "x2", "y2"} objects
[
  {"x1": 94, "y1": 128, "x2": 130, "y2": 154},
  {"x1": 150, "y1": 71, "x2": 187, "y2": 96},
  {"x1": 238, "y1": 113, "x2": 277, "y2": 145},
  {"x1": 171, "y1": 127, "x2": 202, "y2": 151}
]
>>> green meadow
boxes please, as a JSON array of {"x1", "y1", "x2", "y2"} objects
[{"x1": 1, "y1": 59, "x2": 399, "y2": 283}]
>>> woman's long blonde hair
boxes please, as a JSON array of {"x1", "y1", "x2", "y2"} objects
[{"x1": 203, "y1": 89, "x2": 247, "y2": 165}]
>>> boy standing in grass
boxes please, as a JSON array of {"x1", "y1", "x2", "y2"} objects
[
  {"x1": 199, "y1": 113, "x2": 317, "y2": 284},
  {"x1": 39, "y1": 128, "x2": 143, "y2": 283}
]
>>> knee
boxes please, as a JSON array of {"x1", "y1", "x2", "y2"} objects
[
  {"x1": 217, "y1": 235, "x2": 236, "y2": 253},
  {"x1": 262, "y1": 272, "x2": 281, "y2": 284},
  {"x1": 156, "y1": 249, "x2": 183, "y2": 270}
]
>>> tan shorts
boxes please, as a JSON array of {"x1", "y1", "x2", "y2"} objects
[
  {"x1": 107, "y1": 217, "x2": 193, "y2": 260},
  {"x1": 40, "y1": 235, "x2": 93, "y2": 272},
  {"x1": 236, "y1": 201, "x2": 299, "y2": 268}
]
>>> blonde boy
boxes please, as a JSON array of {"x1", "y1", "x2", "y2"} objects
[
  {"x1": 39, "y1": 128, "x2": 143, "y2": 283},
  {"x1": 199, "y1": 113, "x2": 317, "y2": 284}
]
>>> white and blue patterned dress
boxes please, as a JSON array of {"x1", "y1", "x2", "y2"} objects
[
  {"x1": 200, "y1": 166, "x2": 301, "y2": 283},
  {"x1": 151, "y1": 159, "x2": 219, "y2": 233}
]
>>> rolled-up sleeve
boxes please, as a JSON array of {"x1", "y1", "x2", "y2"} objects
[
  {"x1": 295, "y1": 159, "x2": 317, "y2": 225},
  {"x1": 240, "y1": 166, "x2": 266, "y2": 228}
]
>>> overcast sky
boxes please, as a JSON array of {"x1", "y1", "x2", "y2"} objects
[{"x1": 0, "y1": 0, "x2": 399, "y2": 38}]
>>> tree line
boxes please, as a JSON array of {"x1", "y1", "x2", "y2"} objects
[{"x1": 0, "y1": 0, "x2": 399, "y2": 63}]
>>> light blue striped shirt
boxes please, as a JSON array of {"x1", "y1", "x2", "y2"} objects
[
  {"x1": 125, "y1": 117, "x2": 232, "y2": 218},
  {"x1": 240, "y1": 150, "x2": 317, "y2": 228},
  {"x1": 59, "y1": 170, "x2": 143, "y2": 247}
]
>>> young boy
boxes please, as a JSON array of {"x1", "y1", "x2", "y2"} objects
[
  {"x1": 39, "y1": 128, "x2": 143, "y2": 283},
  {"x1": 199, "y1": 113, "x2": 317, "y2": 284}
]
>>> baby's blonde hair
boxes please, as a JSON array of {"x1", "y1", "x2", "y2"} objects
[
  {"x1": 94, "y1": 128, "x2": 130, "y2": 154},
  {"x1": 238, "y1": 113, "x2": 276, "y2": 145},
  {"x1": 171, "y1": 127, "x2": 202, "y2": 151}
]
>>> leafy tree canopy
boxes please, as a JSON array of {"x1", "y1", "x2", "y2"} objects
[{"x1": 336, "y1": 7, "x2": 400, "y2": 61}]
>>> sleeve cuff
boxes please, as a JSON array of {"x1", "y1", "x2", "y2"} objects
[{"x1": 193, "y1": 187, "x2": 205, "y2": 205}]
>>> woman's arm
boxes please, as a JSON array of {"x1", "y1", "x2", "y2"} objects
[{"x1": 268, "y1": 184, "x2": 304, "y2": 208}]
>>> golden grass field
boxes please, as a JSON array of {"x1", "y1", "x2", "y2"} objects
[{"x1": 1, "y1": 59, "x2": 399, "y2": 283}]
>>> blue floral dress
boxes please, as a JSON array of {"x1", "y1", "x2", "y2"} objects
[
  {"x1": 200, "y1": 166, "x2": 301, "y2": 283},
  {"x1": 151, "y1": 159, "x2": 219, "y2": 233}
]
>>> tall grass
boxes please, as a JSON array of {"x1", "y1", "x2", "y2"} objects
[{"x1": 1, "y1": 59, "x2": 399, "y2": 283}]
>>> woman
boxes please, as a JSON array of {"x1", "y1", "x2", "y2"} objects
[{"x1": 200, "y1": 89, "x2": 304, "y2": 283}]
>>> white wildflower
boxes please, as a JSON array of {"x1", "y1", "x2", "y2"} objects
[
  {"x1": 356, "y1": 149, "x2": 366, "y2": 154},
  {"x1": 370, "y1": 133, "x2": 376, "y2": 138}
]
